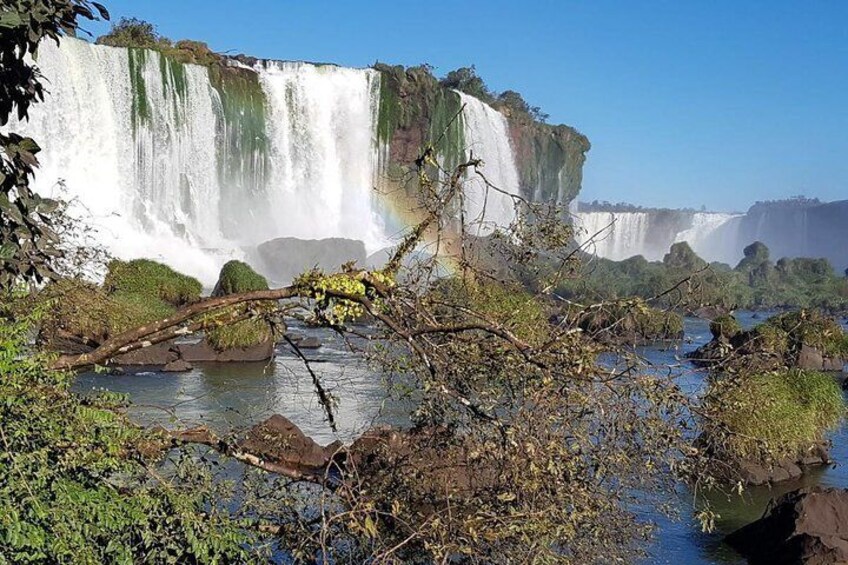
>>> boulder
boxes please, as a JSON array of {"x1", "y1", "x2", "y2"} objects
[
  {"x1": 255, "y1": 237, "x2": 367, "y2": 285},
  {"x1": 238, "y1": 415, "x2": 341, "y2": 474},
  {"x1": 178, "y1": 338, "x2": 274, "y2": 363},
  {"x1": 296, "y1": 336, "x2": 322, "y2": 349},
  {"x1": 797, "y1": 345, "x2": 825, "y2": 371},
  {"x1": 163, "y1": 359, "x2": 193, "y2": 373},
  {"x1": 113, "y1": 342, "x2": 179, "y2": 366},
  {"x1": 725, "y1": 487, "x2": 848, "y2": 564}
]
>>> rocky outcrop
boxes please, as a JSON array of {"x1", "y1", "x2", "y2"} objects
[
  {"x1": 731, "y1": 442, "x2": 832, "y2": 486},
  {"x1": 689, "y1": 310, "x2": 848, "y2": 372},
  {"x1": 374, "y1": 63, "x2": 590, "y2": 219},
  {"x1": 255, "y1": 237, "x2": 367, "y2": 285},
  {"x1": 238, "y1": 415, "x2": 342, "y2": 475},
  {"x1": 726, "y1": 487, "x2": 848, "y2": 564},
  {"x1": 177, "y1": 339, "x2": 275, "y2": 363}
]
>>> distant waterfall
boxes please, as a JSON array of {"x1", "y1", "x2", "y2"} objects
[
  {"x1": 573, "y1": 209, "x2": 744, "y2": 264},
  {"x1": 455, "y1": 92, "x2": 521, "y2": 233},
  {"x1": 573, "y1": 211, "x2": 652, "y2": 261},
  {"x1": 674, "y1": 212, "x2": 743, "y2": 264},
  {"x1": 8, "y1": 38, "x2": 386, "y2": 283}
]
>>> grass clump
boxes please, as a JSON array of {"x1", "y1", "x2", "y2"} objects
[
  {"x1": 206, "y1": 318, "x2": 273, "y2": 351},
  {"x1": 36, "y1": 279, "x2": 175, "y2": 344},
  {"x1": 704, "y1": 369, "x2": 844, "y2": 462},
  {"x1": 710, "y1": 314, "x2": 741, "y2": 340},
  {"x1": 212, "y1": 260, "x2": 268, "y2": 296},
  {"x1": 104, "y1": 259, "x2": 202, "y2": 307},
  {"x1": 206, "y1": 261, "x2": 273, "y2": 351}
]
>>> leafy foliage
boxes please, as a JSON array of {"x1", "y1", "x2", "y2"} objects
[
  {"x1": 0, "y1": 313, "x2": 255, "y2": 563},
  {"x1": 0, "y1": 0, "x2": 110, "y2": 288}
]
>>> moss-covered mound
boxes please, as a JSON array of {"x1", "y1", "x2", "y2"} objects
[
  {"x1": 205, "y1": 261, "x2": 274, "y2": 351},
  {"x1": 710, "y1": 314, "x2": 742, "y2": 340},
  {"x1": 104, "y1": 259, "x2": 202, "y2": 307},
  {"x1": 212, "y1": 260, "x2": 268, "y2": 297},
  {"x1": 573, "y1": 300, "x2": 684, "y2": 344},
  {"x1": 37, "y1": 279, "x2": 175, "y2": 346},
  {"x1": 691, "y1": 309, "x2": 848, "y2": 371},
  {"x1": 701, "y1": 369, "x2": 844, "y2": 473}
]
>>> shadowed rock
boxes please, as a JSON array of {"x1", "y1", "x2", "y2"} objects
[{"x1": 726, "y1": 487, "x2": 848, "y2": 564}]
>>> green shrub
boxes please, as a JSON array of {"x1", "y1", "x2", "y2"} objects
[
  {"x1": 0, "y1": 314, "x2": 254, "y2": 562},
  {"x1": 763, "y1": 310, "x2": 848, "y2": 358},
  {"x1": 710, "y1": 314, "x2": 741, "y2": 340},
  {"x1": 37, "y1": 279, "x2": 175, "y2": 344},
  {"x1": 704, "y1": 369, "x2": 844, "y2": 462},
  {"x1": 104, "y1": 259, "x2": 202, "y2": 306},
  {"x1": 212, "y1": 260, "x2": 268, "y2": 296},
  {"x1": 206, "y1": 318, "x2": 272, "y2": 351}
]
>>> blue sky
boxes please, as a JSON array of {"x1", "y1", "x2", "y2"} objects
[{"x1": 83, "y1": 0, "x2": 848, "y2": 212}]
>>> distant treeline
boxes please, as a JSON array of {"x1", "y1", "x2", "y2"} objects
[{"x1": 557, "y1": 240, "x2": 848, "y2": 313}]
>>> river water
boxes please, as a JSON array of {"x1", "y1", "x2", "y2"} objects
[{"x1": 73, "y1": 313, "x2": 848, "y2": 563}]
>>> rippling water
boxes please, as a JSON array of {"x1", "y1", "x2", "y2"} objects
[{"x1": 72, "y1": 313, "x2": 848, "y2": 563}]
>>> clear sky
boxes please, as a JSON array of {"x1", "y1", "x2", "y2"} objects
[{"x1": 81, "y1": 0, "x2": 848, "y2": 212}]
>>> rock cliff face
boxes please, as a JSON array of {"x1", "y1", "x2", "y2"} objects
[{"x1": 374, "y1": 64, "x2": 590, "y2": 226}]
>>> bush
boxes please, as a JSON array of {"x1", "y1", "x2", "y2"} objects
[
  {"x1": 710, "y1": 314, "x2": 741, "y2": 340},
  {"x1": 36, "y1": 278, "x2": 175, "y2": 344},
  {"x1": 0, "y1": 315, "x2": 253, "y2": 562},
  {"x1": 762, "y1": 310, "x2": 848, "y2": 358},
  {"x1": 212, "y1": 260, "x2": 268, "y2": 297},
  {"x1": 96, "y1": 17, "x2": 169, "y2": 49},
  {"x1": 104, "y1": 259, "x2": 202, "y2": 306},
  {"x1": 704, "y1": 369, "x2": 844, "y2": 462}
]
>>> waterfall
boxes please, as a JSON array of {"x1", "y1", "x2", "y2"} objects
[
  {"x1": 674, "y1": 213, "x2": 743, "y2": 264},
  {"x1": 8, "y1": 38, "x2": 387, "y2": 283},
  {"x1": 573, "y1": 211, "x2": 653, "y2": 261},
  {"x1": 455, "y1": 92, "x2": 521, "y2": 233},
  {"x1": 256, "y1": 61, "x2": 385, "y2": 250}
]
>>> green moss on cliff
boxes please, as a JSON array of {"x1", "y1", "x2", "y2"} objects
[{"x1": 128, "y1": 48, "x2": 151, "y2": 130}]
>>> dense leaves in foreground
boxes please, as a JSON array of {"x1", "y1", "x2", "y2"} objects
[{"x1": 0, "y1": 311, "x2": 255, "y2": 563}]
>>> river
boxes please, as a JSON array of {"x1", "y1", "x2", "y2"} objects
[{"x1": 72, "y1": 313, "x2": 848, "y2": 563}]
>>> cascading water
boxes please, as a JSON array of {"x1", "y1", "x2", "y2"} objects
[
  {"x1": 455, "y1": 92, "x2": 521, "y2": 232},
  {"x1": 573, "y1": 211, "x2": 653, "y2": 261},
  {"x1": 8, "y1": 38, "x2": 388, "y2": 284},
  {"x1": 256, "y1": 61, "x2": 385, "y2": 249},
  {"x1": 674, "y1": 212, "x2": 743, "y2": 264}
]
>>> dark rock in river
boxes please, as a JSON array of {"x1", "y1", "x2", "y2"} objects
[
  {"x1": 113, "y1": 342, "x2": 179, "y2": 366},
  {"x1": 295, "y1": 336, "x2": 322, "y2": 349},
  {"x1": 177, "y1": 338, "x2": 275, "y2": 363},
  {"x1": 238, "y1": 415, "x2": 342, "y2": 474},
  {"x1": 255, "y1": 237, "x2": 367, "y2": 285},
  {"x1": 163, "y1": 359, "x2": 193, "y2": 372},
  {"x1": 725, "y1": 486, "x2": 848, "y2": 564}
]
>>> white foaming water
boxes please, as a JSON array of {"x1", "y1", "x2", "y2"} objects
[
  {"x1": 9, "y1": 38, "x2": 388, "y2": 284},
  {"x1": 674, "y1": 212, "x2": 743, "y2": 264},
  {"x1": 573, "y1": 211, "x2": 653, "y2": 261},
  {"x1": 455, "y1": 92, "x2": 521, "y2": 233},
  {"x1": 257, "y1": 61, "x2": 386, "y2": 251}
]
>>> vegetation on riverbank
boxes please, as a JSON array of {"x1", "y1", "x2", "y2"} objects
[
  {"x1": 558, "y1": 241, "x2": 848, "y2": 313},
  {"x1": 701, "y1": 369, "x2": 844, "y2": 465}
]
